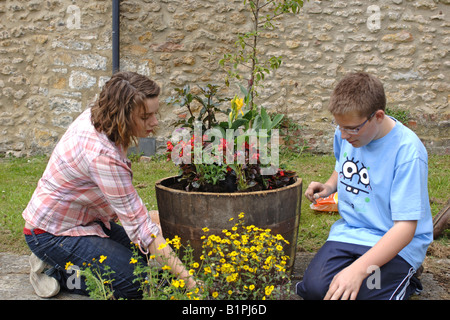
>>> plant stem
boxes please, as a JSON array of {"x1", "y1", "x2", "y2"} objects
[{"x1": 249, "y1": 0, "x2": 259, "y2": 103}]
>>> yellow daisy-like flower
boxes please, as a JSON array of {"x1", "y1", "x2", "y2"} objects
[
  {"x1": 202, "y1": 227, "x2": 210, "y2": 233},
  {"x1": 265, "y1": 285, "x2": 274, "y2": 296},
  {"x1": 171, "y1": 235, "x2": 181, "y2": 250},
  {"x1": 212, "y1": 292, "x2": 219, "y2": 298},
  {"x1": 65, "y1": 261, "x2": 74, "y2": 270},
  {"x1": 162, "y1": 265, "x2": 171, "y2": 271},
  {"x1": 130, "y1": 258, "x2": 138, "y2": 264},
  {"x1": 99, "y1": 255, "x2": 107, "y2": 263},
  {"x1": 171, "y1": 279, "x2": 185, "y2": 288},
  {"x1": 157, "y1": 242, "x2": 167, "y2": 250}
]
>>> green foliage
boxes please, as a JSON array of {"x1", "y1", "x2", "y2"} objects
[
  {"x1": 73, "y1": 213, "x2": 291, "y2": 300},
  {"x1": 386, "y1": 106, "x2": 411, "y2": 125},
  {"x1": 166, "y1": 84, "x2": 229, "y2": 131},
  {"x1": 219, "y1": 0, "x2": 304, "y2": 99}
]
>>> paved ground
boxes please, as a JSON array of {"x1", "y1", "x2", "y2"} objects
[
  {"x1": 0, "y1": 251, "x2": 447, "y2": 300},
  {"x1": 0, "y1": 252, "x2": 89, "y2": 300}
]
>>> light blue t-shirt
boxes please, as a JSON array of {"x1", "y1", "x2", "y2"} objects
[{"x1": 328, "y1": 118, "x2": 433, "y2": 270}]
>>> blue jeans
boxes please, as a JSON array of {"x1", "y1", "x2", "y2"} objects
[
  {"x1": 25, "y1": 221, "x2": 146, "y2": 299},
  {"x1": 296, "y1": 241, "x2": 422, "y2": 300}
]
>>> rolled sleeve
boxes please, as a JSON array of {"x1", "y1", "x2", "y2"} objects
[{"x1": 89, "y1": 154, "x2": 160, "y2": 251}]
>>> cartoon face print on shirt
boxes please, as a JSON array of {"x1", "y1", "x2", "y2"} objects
[{"x1": 339, "y1": 157, "x2": 372, "y2": 196}]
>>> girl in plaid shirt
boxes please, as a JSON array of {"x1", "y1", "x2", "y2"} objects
[{"x1": 23, "y1": 71, "x2": 196, "y2": 298}]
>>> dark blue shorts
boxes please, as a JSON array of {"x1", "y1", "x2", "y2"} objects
[{"x1": 296, "y1": 241, "x2": 422, "y2": 300}]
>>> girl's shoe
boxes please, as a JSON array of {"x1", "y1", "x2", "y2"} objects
[{"x1": 29, "y1": 253, "x2": 60, "y2": 298}]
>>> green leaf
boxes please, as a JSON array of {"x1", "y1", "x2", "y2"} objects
[
  {"x1": 231, "y1": 118, "x2": 248, "y2": 130},
  {"x1": 271, "y1": 114, "x2": 284, "y2": 129},
  {"x1": 261, "y1": 107, "x2": 271, "y2": 130}
]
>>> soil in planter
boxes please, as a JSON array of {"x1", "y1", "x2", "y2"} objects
[{"x1": 167, "y1": 174, "x2": 297, "y2": 193}]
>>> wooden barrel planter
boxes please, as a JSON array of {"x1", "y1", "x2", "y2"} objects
[{"x1": 155, "y1": 176, "x2": 302, "y2": 271}]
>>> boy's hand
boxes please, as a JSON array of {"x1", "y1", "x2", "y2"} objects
[
  {"x1": 323, "y1": 264, "x2": 366, "y2": 300},
  {"x1": 305, "y1": 171, "x2": 338, "y2": 204},
  {"x1": 305, "y1": 182, "x2": 334, "y2": 204}
]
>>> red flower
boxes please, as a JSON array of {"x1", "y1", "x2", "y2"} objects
[{"x1": 166, "y1": 141, "x2": 174, "y2": 152}]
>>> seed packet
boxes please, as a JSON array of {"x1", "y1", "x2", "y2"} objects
[{"x1": 310, "y1": 192, "x2": 338, "y2": 212}]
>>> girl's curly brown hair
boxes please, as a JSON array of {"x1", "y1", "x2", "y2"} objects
[{"x1": 91, "y1": 71, "x2": 160, "y2": 149}]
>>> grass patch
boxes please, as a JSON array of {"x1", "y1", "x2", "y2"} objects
[{"x1": 0, "y1": 153, "x2": 448, "y2": 255}]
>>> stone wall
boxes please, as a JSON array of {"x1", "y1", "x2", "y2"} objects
[{"x1": 0, "y1": 0, "x2": 449, "y2": 157}]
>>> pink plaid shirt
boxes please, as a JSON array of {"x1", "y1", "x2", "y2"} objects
[{"x1": 22, "y1": 108, "x2": 160, "y2": 250}]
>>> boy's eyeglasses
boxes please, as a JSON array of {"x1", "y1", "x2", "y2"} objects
[{"x1": 334, "y1": 112, "x2": 376, "y2": 135}]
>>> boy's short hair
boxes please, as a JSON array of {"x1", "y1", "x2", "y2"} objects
[{"x1": 328, "y1": 72, "x2": 386, "y2": 118}]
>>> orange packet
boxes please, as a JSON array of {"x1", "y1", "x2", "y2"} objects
[{"x1": 310, "y1": 192, "x2": 338, "y2": 212}]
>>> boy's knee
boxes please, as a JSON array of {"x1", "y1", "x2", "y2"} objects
[{"x1": 296, "y1": 276, "x2": 329, "y2": 300}]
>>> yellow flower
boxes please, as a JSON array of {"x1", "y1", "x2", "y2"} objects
[
  {"x1": 99, "y1": 255, "x2": 107, "y2": 263},
  {"x1": 65, "y1": 261, "x2": 74, "y2": 270},
  {"x1": 162, "y1": 265, "x2": 171, "y2": 271},
  {"x1": 171, "y1": 279, "x2": 185, "y2": 288},
  {"x1": 235, "y1": 97, "x2": 244, "y2": 109},
  {"x1": 192, "y1": 262, "x2": 199, "y2": 268},
  {"x1": 202, "y1": 227, "x2": 210, "y2": 233},
  {"x1": 230, "y1": 96, "x2": 245, "y2": 121},
  {"x1": 265, "y1": 285, "x2": 274, "y2": 296},
  {"x1": 157, "y1": 242, "x2": 167, "y2": 250},
  {"x1": 275, "y1": 264, "x2": 286, "y2": 272},
  {"x1": 212, "y1": 292, "x2": 219, "y2": 298},
  {"x1": 149, "y1": 255, "x2": 156, "y2": 260},
  {"x1": 226, "y1": 273, "x2": 238, "y2": 283},
  {"x1": 171, "y1": 235, "x2": 181, "y2": 249},
  {"x1": 276, "y1": 245, "x2": 283, "y2": 251},
  {"x1": 249, "y1": 284, "x2": 255, "y2": 291},
  {"x1": 228, "y1": 290, "x2": 233, "y2": 295},
  {"x1": 130, "y1": 258, "x2": 138, "y2": 264}
]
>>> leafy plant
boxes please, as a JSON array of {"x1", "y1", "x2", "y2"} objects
[
  {"x1": 164, "y1": 1, "x2": 304, "y2": 193},
  {"x1": 386, "y1": 106, "x2": 411, "y2": 126},
  {"x1": 219, "y1": 0, "x2": 304, "y2": 101},
  {"x1": 166, "y1": 133, "x2": 296, "y2": 192},
  {"x1": 166, "y1": 84, "x2": 229, "y2": 131},
  {"x1": 71, "y1": 212, "x2": 292, "y2": 300},
  {"x1": 66, "y1": 256, "x2": 115, "y2": 300},
  {"x1": 197, "y1": 212, "x2": 291, "y2": 300}
]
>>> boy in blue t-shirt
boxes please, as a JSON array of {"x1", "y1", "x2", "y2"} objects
[{"x1": 296, "y1": 72, "x2": 433, "y2": 300}]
